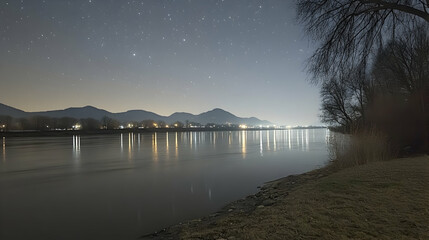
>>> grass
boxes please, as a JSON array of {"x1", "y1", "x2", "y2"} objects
[{"x1": 179, "y1": 155, "x2": 429, "y2": 239}]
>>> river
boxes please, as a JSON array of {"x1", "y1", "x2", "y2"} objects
[{"x1": 0, "y1": 129, "x2": 330, "y2": 240}]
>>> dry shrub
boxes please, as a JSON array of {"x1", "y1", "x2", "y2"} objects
[{"x1": 329, "y1": 130, "x2": 392, "y2": 170}]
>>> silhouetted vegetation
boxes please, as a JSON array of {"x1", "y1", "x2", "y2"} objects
[
  {"x1": 298, "y1": 0, "x2": 428, "y2": 156},
  {"x1": 0, "y1": 115, "x2": 284, "y2": 134},
  {"x1": 101, "y1": 116, "x2": 120, "y2": 130}
]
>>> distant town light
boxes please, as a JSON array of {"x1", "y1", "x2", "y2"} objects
[
  {"x1": 239, "y1": 124, "x2": 248, "y2": 129},
  {"x1": 72, "y1": 123, "x2": 82, "y2": 130}
]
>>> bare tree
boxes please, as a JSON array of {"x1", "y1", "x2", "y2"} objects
[
  {"x1": 320, "y1": 74, "x2": 359, "y2": 130},
  {"x1": 297, "y1": 0, "x2": 429, "y2": 82},
  {"x1": 371, "y1": 24, "x2": 429, "y2": 151},
  {"x1": 372, "y1": 24, "x2": 429, "y2": 95}
]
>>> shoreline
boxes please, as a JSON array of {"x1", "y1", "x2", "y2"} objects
[
  {"x1": 141, "y1": 165, "x2": 334, "y2": 239},
  {"x1": 141, "y1": 155, "x2": 429, "y2": 239}
]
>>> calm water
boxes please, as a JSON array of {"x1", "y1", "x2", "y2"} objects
[{"x1": 0, "y1": 129, "x2": 330, "y2": 240}]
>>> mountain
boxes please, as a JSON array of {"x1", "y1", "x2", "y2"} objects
[
  {"x1": 115, "y1": 110, "x2": 164, "y2": 122},
  {"x1": 0, "y1": 103, "x2": 272, "y2": 126},
  {"x1": 32, "y1": 106, "x2": 112, "y2": 120},
  {"x1": 166, "y1": 112, "x2": 197, "y2": 123},
  {"x1": 0, "y1": 103, "x2": 29, "y2": 118}
]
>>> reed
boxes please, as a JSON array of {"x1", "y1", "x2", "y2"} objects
[{"x1": 329, "y1": 129, "x2": 392, "y2": 170}]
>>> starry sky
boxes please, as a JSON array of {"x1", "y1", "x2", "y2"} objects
[{"x1": 0, "y1": 0, "x2": 320, "y2": 126}]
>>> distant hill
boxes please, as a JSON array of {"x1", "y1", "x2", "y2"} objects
[
  {"x1": 0, "y1": 103, "x2": 28, "y2": 118},
  {"x1": 32, "y1": 106, "x2": 112, "y2": 120},
  {"x1": 0, "y1": 103, "x2": 272, "y2": 126}
]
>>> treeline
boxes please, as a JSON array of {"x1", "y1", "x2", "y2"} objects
[
  {"x1": 320, "y1": 25, "x2": 428, "y2": 154},
  {"x1": 297, "y1": 0, "x2": 428, "y2": 155},
  {"x1": 0, "y1": 115, "x2": 107, "y2": 131},
  {"x1": 0, "y1": 115, "x2": 236, "y2": 131}
]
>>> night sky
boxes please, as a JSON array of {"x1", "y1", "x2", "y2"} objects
[{"x1": 0, "y1": 0, "x2": 320, "y2": 126}]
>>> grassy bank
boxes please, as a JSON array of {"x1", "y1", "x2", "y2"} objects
[{"x1": 144, "y1": 155, "x2": 429, "y2": 239}]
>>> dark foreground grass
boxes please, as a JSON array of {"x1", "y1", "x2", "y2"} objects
[{"x1": 171, "y1": 156, "x2": 429, "y2": 239}]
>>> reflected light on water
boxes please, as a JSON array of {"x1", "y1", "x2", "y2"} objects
[
  {"x1": 120, "y1": 134, "x2": 124, "y2": 153},
  {"x1": 128, "y1": 133, "x2": 134, "y2": 161},
  {"x1": 301, "y1": 130, "x2": 304, "y2": 151},
  {"x1": 241, "y1": 131, "x2": 247, "y2": 158},
  {"x1": 305, "y1": 129, "x2": 310, "y2": 152},
  {"x1": 166, "y1": 132, "x2": 169, "y2": 151},
  {"x1": 166, "y1": 132, "x2": 169, "y2": 160},
  {"x1": 138, "y1": 133, "x2": 141, "y2": 151},
  {"x1": 288, "y1": 129, "x2": 291, "y2": 150},
  {"x1": 2, "y1": 137, "x2": 5, "y2": 162},
  {"x1": 72, "y1": 135, "x2": 81, "y2": 161},
  {"x1": 193, "y1": 132, "x2": 197, "y2": 150},
  {"x1": 152, "y1": 132, "x2": 158, "y2": 161},
  {"x1": 228, "y1": 132, "x2": 232, "y2": 146},
  {"x1": 175, "y1": 132, "x2": 178, "y2": 159},
  {"x1": 259, "y1": 131, "x2": 263, "y2": 156},
  {"x1": 266, "y1": 130, "x2": 270, "y2": 150},
  {"x1": 296, "y1": 129, "x2": 300, "y2": 147},
  {"x1": 273, "y1": 130, "x2": 277, "y2": 151}
]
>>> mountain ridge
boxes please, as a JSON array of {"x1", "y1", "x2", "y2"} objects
[{"x1": 0, "y1": 103, "x2": 272, "y2": 126}]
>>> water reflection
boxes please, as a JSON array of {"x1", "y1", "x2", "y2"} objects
[
  {"x1": 64, "y1": 130, "x2": 328, "y2": 163},
  {"x1": 166, "y1": 132, "x2": 169, "y2": 152},
  {"x1": 114, "y1": 129, "x2": 326, "y2": 158},
  {"x1": 2, "y1": 137, "x2": 5, "y2": 162},
  {"x1": 72, "y1": 135, "x2": 81, "y2": 160},
  {"x1": 152, "y1": 132, "x2": 158, "y2": 161},
  {"x1": 273, "y1": 130, "x2": 277, "y2": 151},
  {"x1": 175, "y1": 132, "x2": 178, "y2": 159},
  {"x1": 138, "y1": 133, "x2": 141, "y2": 151},
  {"x1": 241, "y1": 131, "x2": 247, "y2": 158},
  {"x1": 120, "y1": 133, "x2": 124, "y2": 153},
  {"x1": 306, "y1": 129, "x2": 309, "y2": 152},
  {"x1": 266, "y1": 131, "x2": 270, "y2": 150},
  {"x1": 259, "y1": 131, "x2": 263, "y2": 156},
  {"x1": 128, "y1": 133, "x2": 134, "y2": 161}
]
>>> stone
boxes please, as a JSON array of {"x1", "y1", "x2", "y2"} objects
[{"x1": 262, "y1": 199, "x2": 276, "y2": 206}]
